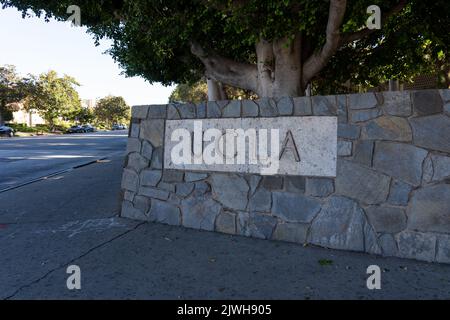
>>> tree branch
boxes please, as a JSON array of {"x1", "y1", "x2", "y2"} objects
[
  {"x1": 339, "y1": 0, "x2": 408, "y2": 45},
  {"x1": 302, "y1": 0, "x2": 347, "y2": 86},
  {"x1": 190, "y1": 42, "x2": 258, "y2": 93}
]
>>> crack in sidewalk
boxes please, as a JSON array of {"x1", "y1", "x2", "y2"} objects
[{"x1": 3, "y1": 221, "x2": 146, "y2": 300}]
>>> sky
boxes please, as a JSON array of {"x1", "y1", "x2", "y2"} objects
[{"x1": 0, "y1": 7, "x2": 175, "y2": 106}]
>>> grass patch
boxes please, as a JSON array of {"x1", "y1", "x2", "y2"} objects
[{"x1": 318, "y1": 259, "x2": 333, "y2": 266}]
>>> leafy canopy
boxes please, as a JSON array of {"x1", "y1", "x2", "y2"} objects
[{"x1": 94, "y1": 95, "x2": 130, "y2": 126}]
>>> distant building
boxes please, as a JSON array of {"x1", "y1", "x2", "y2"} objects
[
  {"x1": 9, "y1": 102, "x2": 45, "y2": 127},
  {"x1": 81, "y1": 99, "x2": 97, "y2": 109}
]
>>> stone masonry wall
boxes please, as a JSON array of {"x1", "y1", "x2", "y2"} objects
[{"x1": 120, "y1": 89, "x2": 450, "y2": 264}]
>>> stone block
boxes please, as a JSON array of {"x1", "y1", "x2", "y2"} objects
[
  {"x1": 178, "y1": 103, "x2": 196, "y2": 118},
  {"x1": 132, "y1": 105, "x2": 149, "y2": 119},
  {"x1": 249, "y1": 188, "x2": 272, "y2": 212},
  {"x1": 127, "y1": 153, "x2": 149, "y2": 172},
  {"x1": 207, "y1": 101, "x2": 222, "y2": 118},
  {"x1": 277, "y1": 97, "x2": 293, "y2": 115},
  {"x1": 162, "y1": 169, "x2": 184, "y2": 183},
  {"x1": 365, "y1": 206, "x2": 407, "y2": 233},
  {"x1": 238, "y1": 212, "x2": 277, "y2": 239},
  {"x1": 305, "y1": 178, "x2": 334, "y2": 197},
  {"x1": 133, "y1": 195, "x2": 151, "y2": 214},
  {"x1": 185, "y1": 172, "x2": 208, "y2": 182},
  {"x1": 261, "y1": 176, "x2": 283, "y2": 190},
  {"x1": 222, "y1": 100, "x2": 241, "y2": 117},
  {"x1": 141, "y1": 140, "x2": 153, "y2": 160},
  {"x1": 121, "y1": 201, "x2": 147, "y2": 220},
  {"x1": 197, "y1": 102, "x2": 206, "y2": 118},
  {"x1": 348, "y1": 92, "x2": 378, "y2": 110},
  {"x1": 272, "y1": 222, "x2": 309, "y2": 244},
  {"x1": 139, "y1": 119, "x2": 164, "y2": 148},
  {"x1": 175, "y1": 182, "x2": 195, "y2": 197},
  {"x1": 378, "y1": 234, "x2": 398, "y2": 257},
  {"x1": 312, "y1": 95, "x2": 337, "y2": 115},
  {"x1": 140, "y1": 169, "x2": 162, "y2": 187},
  {"x1": 148, "y1": 199, "x2": 181, "y2": 226},
  {"x1": 362, "y1": 116, "x2": 412, "y2": 142},
  {"x1": 126, "y1": 138, "x2": 141, "y2": 154},
  {"x1": 412, "y1": 89, "x2": 443, "y2": 116},
  {"x1": 167, "y1": 104, "x2": 181, "y2": 119},
  {"x1": 215, "y1": 211, "x2": 236, "y2": 234},
  {"x1": 407, "y1": 184, "x2": 450, "y2": 233},
  {"x1": 121, "y1": 168, "x2": 139, "y2": 192},
  {"x1": 129, "y1": 122, "x2": 140, "y2": 138},
  {"x1": 138, "y1": 186, "x2": 170, "y2": 201},
  {"x1": 335, "y1": 160, "x2": 390, "y2": 204},
  {"x1": 150, "y1": 147, "x2": 163, "y2": 169},
  {"x1": 436, "y1": 234, "x2": 450, "y2": 264},
  {"x1": 293, "y1": 97, "x2": 312, "y2": 116},
  {"x1": 148, "y1": 105, "x2": 166, "y2": 118},
  {"x1": 336, "y1": 94, "x2": 348, "y2": 122},
  {"x1": 410, "y1": 114, "x2": 450, "y2": 153},
  {"x1": 257, "y1": 98, "x2": 278, "y2": 117},
  {"x1": 382, "y1": 91, "x2": 412, "y2": 116},
  {"x1": 350, "y1": 109, "x2": 382, "y2": 123},
  {"x1": 181, "y1": 195, "x2": 222, "y2": 231},
  {"x1": 387, "y1": 180, "x2": 412, "y2": 206},
  {"x1": 284, "y1": 176, "x2": 305, "y2": 193},
  {"x1": 210, "y1": 173, "x2": 249, "y2": 210},
  {"x1": 396, "y1": 231, "x2": 436, "y2": 262},
  {"x1": 353, "y1": 140, "x2": 374, "y2": 166},
  {"x1": 338, "y1": 123, "x2": 360, "y2": 139},
  {"x1": 431, "y1": 154, "x2": 450, "y2": 181},
  {"x1": 373, "y1": 141, "x2": 427, "y2": 186},
  {"x1": 272, "y1": 192, "x2": 321, "y2": 223},
  {"x1": 242, "y1": 100, "x2": 259, "y2": 117},
  {"x1": 338, "y1": 140, "x2": 352, "y2": 156}
]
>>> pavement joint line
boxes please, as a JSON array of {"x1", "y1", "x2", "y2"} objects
[
  {"x1": 3, "y1": 221, "x2": 146, "y2": 300},
  {"x1": 0, "y1": 157, "x2": 108, "y2": 194},
  {"x1": 0, "y1": 212, "x2": 120, "y2": 226}
]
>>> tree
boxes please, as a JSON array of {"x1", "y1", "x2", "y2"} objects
[
  {"x1": 25, "y1": 70, "x2": 81, "y2": 130},
  {"x1": 94, "y1": 95, "x2": 130, "y2": 127},
  {"x1": 0, "y1": 65, "x2": 30, "y2": 124},
  {"x1": 3, "y1": 0, "x2": 449, "y2": 98}
]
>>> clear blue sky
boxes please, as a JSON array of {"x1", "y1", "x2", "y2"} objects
[{"x1": 0, "y1": 7, "x2": 175, "y2": 106}]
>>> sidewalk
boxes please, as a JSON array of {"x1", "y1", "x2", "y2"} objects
[{"x1": 1, "y1": 156, "x2": 449, "y2": 299}]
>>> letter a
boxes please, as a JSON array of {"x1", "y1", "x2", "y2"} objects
[{"x1": 279, "y1": 130, "x2": 300, "y2": 162}]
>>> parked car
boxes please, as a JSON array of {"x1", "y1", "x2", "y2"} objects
[
  {"x1": 0, "y1": 125, "x2": 14, "y2": 137},
  {"x1": 82, "y1": 124, "x2": 96, "y2": 132},
  {"x1": 112, "y1": 124, "x2": 127, "y2": 130},
  {"x1": 67, "y1": 125, "x2": 86, "y2": 134}
]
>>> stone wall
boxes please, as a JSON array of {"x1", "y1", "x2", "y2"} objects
[{"x1": 120, "y1": 89, "x2": 450, "y2": 264}]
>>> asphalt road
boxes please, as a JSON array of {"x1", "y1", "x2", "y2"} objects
[{"x1": 0, "y1": 131, "x2": 128, "y2": 191}]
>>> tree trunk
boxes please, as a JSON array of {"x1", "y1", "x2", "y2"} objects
[{"x1": 207, "y1": 79, "x2": 227, "y2": 101}]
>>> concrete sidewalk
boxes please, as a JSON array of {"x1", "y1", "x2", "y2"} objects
[{"x1": 1, "y1": 156, "x2": 449, "y2": 299}]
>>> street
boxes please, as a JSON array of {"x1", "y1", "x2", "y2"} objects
[
  {"x1": 0, "y1": 131, "x2": 128, "y2": 191},
  {"x1": 0, "y1": 133, "x2": 450, "y2": 299}
]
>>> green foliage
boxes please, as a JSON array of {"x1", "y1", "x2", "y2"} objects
[
  {"x1": 25, "y1": 70, "x2": 82, "y2": 130},
  {"x1": 0, "y1": 64, "x2": 31, "y2": 123},
  {"x1": 1, "y1": 0, "x2": 449, "y2": 93},
  {"x1": 94, "y1": 95, "x2": 130, "y2": 127}
]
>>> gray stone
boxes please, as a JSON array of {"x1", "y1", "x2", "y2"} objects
[
  {"x1": 373, "y1": 141, "x2": 427, "y2": 186},
  {"x1": 444, "y1": 102, "x2": 450, "y2": 115},
  {"x1": 338, "y1": 123, "x2": 360, "y2": 139},
  {"x1": 168, "y1": 193, "x2": 182, "y2": 205},
  {"x1": 336, "y1": 94, "x2": 348, "y2": 123},
  {"x1": 133, "y1": 195, "x2": 151, "y2": 214},
  {"x1": 440, "y1": 89, "x2": 450, "y2": 102},
  {"x1": 123, "y1": 191, "x2": 135, "y2": 202},
  {"x1": 210, "y1": 173, "x2": 249, "y2": 210},
  {"x1": 207, "y1": 101, "x2": 221, "y2": 118},
  {"x1": 272, "y1": 223, "x2": 309, "y2": 244},
  {"x1": 436, "y1": 234, "x2": 450, "y2": 264},
  {"x1": 365, "y1": 206, "x2": 407, "y2": 233},
  {"x1": 139, "y1": 119, "x2": 164, "y2": 148},
  {"x1": 396, "y1": 231, "x2": 436, "y2": 262},
  {"x1": 335, "y1": 160, "x2": 390, "y2": 204},
  {"x1": 277, "y1": 97, "x2": 293, "y2": 115},
  {"x1": 121, "y1": 168, "x2": 139, "y2": 192},
  {"x1": 305, "y1": 178, "x2": 334, "y2": 197},
  {"x1": 162, "y1": 170, "x2": 184, "y2": 183},
  {"x1": 185, "y1": 172, "x2": 208, "y2": 182},
  {"x1": 272, "y1": 192, "x2": 321, "y2": 223},
  {"x1": 151, "y1": 147, "x2": 163, "y2": 169},
  {"x1": 378, "y1": 234, "x2": 398, "y2": 257},
  {"x1": 197, "y1": 102, "x2": 206, "y2": 118},
  {"x1": 312, "y1": 95, "x2": 337, "y2": 115},
  {"x1": 238, "y1": 212, "x2": 277, "y2": 239},
  {"x1": 181, "y1": 195, "x2": 221, "y2": 231},
  {"x1": 129, "y1": 122, "x2": 140, "y2": 138},
  {"x1": 247, "y1": 175, "x2": 262, "y2": 196},
  {"x1": 178, "y1": 103, "x2": 196, "y2": 118},
  {"x1": 431, "y1": 154, "x2": 450, "y2": 181},
  {"x1": 167, "y1": 104, "x2": 181, "y2": 119},
  {"x1": 121, "y1": 201, "x2": 147, "y2": 220},
  {"x1": 364, "y1": 223, "x2": 381, "y2": 255},
  {"x1": 261, "y1": 176, "x2": 283, "y2": 190},
  {"x1": 215, "y1": 211, "x2": 236, "y2": 234},
  {"x1": 407, "y1": 184, "x2": 450, "y2": 233},
  {"x1": 148, "y1": 105, "x2": 166, "y2": 118},
  {"x1": 348, "y1": 93, "x2": 378, "y2": 110},
  {"x1": 140, "y1": 169, "x2": 162, "y2": 187},
  {"x1": 382, "y1": 91, "x2": 412, "y2": 116},
  {"x1": 242, "y1": 100, "x2": 259, "y2": 117},
  {"x1": 193, "y1": 181, "x2": 210, "y2": 196},
  {"x1": 138, "y1": 186, "x2": 170, "y2": 201},
  {"x1": 222, "y1": 100, "x2": 241, "y2": 117},
  {"x1": 410, "y1": 114, "x2": 450, "y2": 153},
  {"x1": 338, "y1": 140, "x2": 352, "y2": 156},
  {"x1": 412, "y1": 89, "x2": 443, "y2": 116},
  {"x1": 127, "y1": 152, "x2": 149, "y2": 172},
  {"x1": 148, "y1": 199, "x2": 181, "y2": 226},
  {"x1": 257, "y1": 98, "x2": 278, "y2": 117},
  {"x1": 141, "y1": 141, "x2": 153, "y2": 160},
  {"x1": 293, "y1": 97, "x2": 312, "y2": 116},
  {"x1": 353, "y1": 140, "x2": 374, "y2": 166},
  {"x1": 249, "y1": 188, "x2": 272, "y2": 212},
  {"x1": 362, "y1": 116, "x2": 412, "y2": 142},
  {"x1": 308, "y1": 196, "x2": 374, "y2": 252},
  {"x1": 156, "y1": 181, "x2": 176, "y2": 193},
  {"x1": 132, "y1": 105, "x2": 149, "y2": 119},
  {"x1": 284, "y1": 176, "x2": 305, "y2": 193},
  {"x1": 126, "y1": 138, "x2": 141, "y2": 154},
  {"x1": 422, "y1": 156, "x2": 434, "y2": 183},
  {"x1": 175, "y1": 182, "x2": 195, "y2": 197},
  {"x1": 387, "y1": 180, "x2": 412, "y2": 206},
  {"x1": 350, "y1": 109, "x2": 382, "y2": 123}
]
